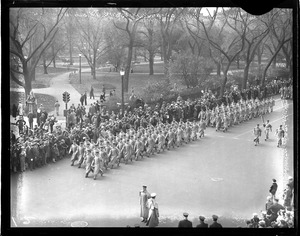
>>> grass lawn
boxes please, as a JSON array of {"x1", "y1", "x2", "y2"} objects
[
  {"x1": 70, "y1": 71, "x2": 170, "y2": 98},
  {"x1": 10, "y1": 91, "x2": 57, "y2": 114}
]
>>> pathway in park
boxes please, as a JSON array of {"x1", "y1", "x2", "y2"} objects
[{"x1": 10, "y1": 68, "x2": 96, "y2": 129}]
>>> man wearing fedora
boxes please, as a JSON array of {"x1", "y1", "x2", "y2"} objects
[
  {"x1": 196, "y1": 216, "x2": 208, "y2": 228},
  {"x1": 139, "y1": 185, "x2": 151, "y2": 223},
  {"x1": 178, "y1": 212, "x2": 193, "y2": 227},
  {"x1": 209, "y1": 215, "x2": 222, "y2": 228}
]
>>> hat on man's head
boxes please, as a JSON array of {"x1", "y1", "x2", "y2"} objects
[
  {"x1": 142, "y1": 185, "x2": 147, "y2": 188},
  {"x1": 199, "y1": 216, "x2": 205, "y2": 221},
  {"x1": 183, "y1": 212, "x2": 189, "y2": 217},
  {"x1": 151, "y1": 193, "x2": 156, "y2": 198},
  {"x1": 212, "y1": 215, "x2": 218, "y2": 220},
  {"x1": 288, "y1": 176, "x2": 293, "y2": 180}
]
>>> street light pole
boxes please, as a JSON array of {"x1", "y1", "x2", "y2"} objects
[
  {"x1": 79, "y1": 54, "x2": 82, "y2": 84},
  {"x1": 120, "y1": 68, "x2": 125, "y2": 117}
]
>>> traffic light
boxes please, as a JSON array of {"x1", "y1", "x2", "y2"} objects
[
  {"x1": 67, "y1": 93, "x2": 70, "y2": 103},
  {"x1": 63, "y1": 92, "x2": 66, "y2": 102}
]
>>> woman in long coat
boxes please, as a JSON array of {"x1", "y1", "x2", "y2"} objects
[{"x1": 146, "y1": 193, "x2": 159, "y2": 227}]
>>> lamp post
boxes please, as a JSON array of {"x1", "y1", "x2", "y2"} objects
[
  {"x1": 120, "y1": 68, "x2": 125, "y2": 117},
  {"x1": 79, "y1": 54, "x2": 82, "y2": 84}
]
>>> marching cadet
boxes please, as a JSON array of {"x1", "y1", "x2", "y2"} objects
[
  {"x1": 185, "y1": 123, "x2": 192, "y2": 143},
  {"x1": 77, "y1": 142, "x2": 85, "y2": 168},
  {"x1": 102, "y1": 142, "x2": 110, "y2": 170},
  {"x1": 146, "y1": 134, "x2": 155, "y2": 157},
  {"x1": 157, "y1": 130, "x2": 165, "y2": 153},
  {"x1": 233, "y1": 108, "x2": 239, "y2": 125},
  {"x1": 108, "y1": 142, "x2": 120, "y2": 168},
  {"x1": 240, "y1": 104, "x2": 245, "y2": 122},
  {"x1": 128, "y1": 139, "x2": 135, "y2": 162},
  {"x1": 134, "y1": 136, "x2": 144, "y2": 160},
  {"x1": 191, "y1": 121, "x2": 198, "y2": 141},
  {"x1": 205, "y1": 109, "x2": 211, "y2": 127},
  {"x1": 263, "y1": 120, "x2": 272, "y2": 141},
  {"x1": 210, "y1": 109, "x2": 215, "y2": 127},
  {"x1": 222, "y1": 114, "x2": 229, "y2": 133},
  {"x1": 121, "y1": 139, "x2": 131, "y2": 164},
  {"x1": 69, "y1": 140, "x2": 79, "y2": 166},
  {"x1": 92, "y1": 147, "x2": 104, "y2": 180},
  {"x1": 275, "y1": 125, "x2": 285, "y2": 148},
  {"x1": 84, "y1": 148, "x2": 94, "y2": 178},
  {"x1": 228, "y1": 109, "x2": 234, "y2": 127},
  {"x1": 253, "y1": 124, "x2": 262, "y2": 146},
  {"x1": 199, "y1": 118, "x2": 206, "y2": 138},
  {"x1": 215, "y1": 113, "x2": 221, "y2": 132},
  {"x1": 166, "y1": 127, "x2": 175, "y2": 150}
]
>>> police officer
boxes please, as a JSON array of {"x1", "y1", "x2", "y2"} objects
[
  {"x1": 196, "y1": 216, "x2": 208, "y2": 228},
  {"x1": 178, "y1": 212, "x2": 193, "y2": 227},
  {"x1": 209, "y1": 215, "x2": 222, "y2": 228}
]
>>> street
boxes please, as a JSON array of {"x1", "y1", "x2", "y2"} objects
[{"x1": 10, "y1": 97, "x2": 293, "y2": 227}]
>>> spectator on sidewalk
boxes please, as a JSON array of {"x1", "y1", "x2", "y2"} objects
[
  {"x1": 178, "y1": 212, "x2": 193, "y2": 227},
  {"x1": 196, "y1": 216, "x2": 208, "y2": 228},
  {"x1": 54, "y1": 100, "x2": 60, "y2": 116},
  {"x1": 250, "y1": 213, "x2": 260, "y2": 228},
  {"x1": 90, "y1": 86, "x2": 94, "y2": 99},
  {"x1": 267, "y1": 198, "x2": 285, "y2": 222},
  {"x1": 16, "y1": 116, "x2": 26, "y2": 134},
  {"x1": 269, "y1": 179, "x2": 278, "y2": 199},
  {"x1": 80, "y1": 94, "x2": 85, "y2": 106},
  {"x1": 28, "y1": 111, "x2": 34, "y2": 129},
  {"x1": 209, "y1": 215, "x2": 222, "y2": 228}
]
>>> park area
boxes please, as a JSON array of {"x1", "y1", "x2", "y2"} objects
[{"x1": 7, "y1": 6, "x2": 295, "y2": 231}]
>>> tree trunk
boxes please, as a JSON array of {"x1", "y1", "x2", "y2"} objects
[
  {"x1": 242, "y1": 63, "x2": 250, "y2": 89},
  {"x1": 92, "y1": 65, "x2": 96, "y2": 80},
  {"x1": 124, "y1": 40, "x2": 134, "y2": 92},
  {"x1": 149, "y1": 51, "x2": 154, "y2": 75},
  {"x1": 220, "y1": 72, "x2": 228, "y2": 98},
  {"x1": 272, "y1": 55, "x2": 276, "y2": 68},
  {"x1": 216, "y1": 61, "x2": 221, "y2": 76},
  {"x1": 23, "y1": 66, "x2": 32, "y2": 99},
  {"x1": 69, "y1": 40, "x2": 73, "y2": 65},
  {"x1": 43, "y1": 57, "x2": 48, "y2": 74},
  {"x1": 52, "y1": 45, "x2": 56, "y2": 68}
]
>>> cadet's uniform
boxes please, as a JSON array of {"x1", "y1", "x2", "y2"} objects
[
  {"x1": 264, "y1": 122, "x2": 272, "y2": 140},
  {"x1": 93, "y1": 150, "x2": 104, "y2": 180},
  {"x1": 69, "y1": 143, "x2": 79, "y2": 166},
  {"x1": 253, "y1": 125, "x2": 262, "y2": 146},
  {"x1": 108, "y1": 144, "x2": 119, "y2": 168},
  {"x1": 84, "y1": 149, "x2": 94, "y2": 177},
  {"x1": 276, "y1": 127, "x2": 285, "y2": 147}
]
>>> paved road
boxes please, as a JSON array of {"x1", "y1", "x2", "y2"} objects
[{"x1": 10, "y1": 97, "x2": 293, "y2": 227}]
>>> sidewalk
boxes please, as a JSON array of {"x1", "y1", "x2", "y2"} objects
[{"x1": 10, "y1": 68, "x2": 98, "y2": 131}]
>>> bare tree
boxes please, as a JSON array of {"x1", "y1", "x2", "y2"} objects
[
  {"x1": 200, "y1": 8, "x2": 246, "y2": 97},
  {"x1": 113, "y1": 8, "x2": 159, "y2": 92},
  {"x1": 74, "y1": 9, "x2": 107, "y2": 80},
  {"x1": 10, "y1": 8, "x2": 67, "y2": 97},
  {"x1": 157, "y1": 8, "x2": 185, "y2": 75},
  {"x1": 261, "y1": 9, "x2": 292, "y2": 86}
]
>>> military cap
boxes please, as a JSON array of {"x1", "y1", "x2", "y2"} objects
[
  {"x1": 183, "y1": 212, "x2": 189, "y2": 217},
  {"x1": 199, "y1": 216, "x2": 205, "y2": 221},
  {"x1": 212, "y1": 215, "x2": 218, "y2": 220}
]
